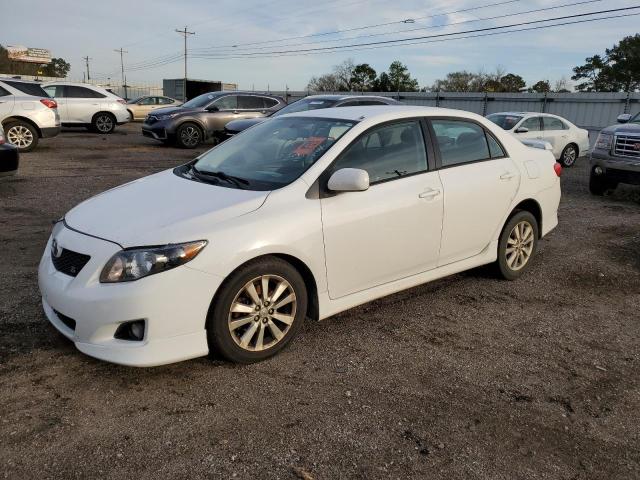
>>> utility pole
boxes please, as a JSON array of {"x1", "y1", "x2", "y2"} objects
[
  {"x1": 114, "y1": 48, "x2": 128, "y2": 100},
  {"x1": 175, "y1": 27, "x2": 195, "y2": 101},
  {"x1": 82, "y1": 56, "x2": 91, "y2": 81}
]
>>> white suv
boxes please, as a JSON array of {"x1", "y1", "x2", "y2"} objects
[
  {"x1": 43, "y1": 82, "x2": 130, "y2": 133},
  {"x1": 0, "y1": 78, "x2": 61, "y2": 152}
]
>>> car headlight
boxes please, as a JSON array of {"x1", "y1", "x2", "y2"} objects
[
  {"x1": 595, "y1": 132, "x2": 613, "y2": 150},
  {"x1": 157, "y1": 113, "x2": 181, "y2": 120},
  {"x1": 100, "y1": 240, "x2": 207, "y2": 283}
]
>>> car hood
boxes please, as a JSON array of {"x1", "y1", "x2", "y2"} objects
[
  {"x1": 602, "y1": 123, "x2": 640, "y2": 134},
  {"x1": 225, "y1": 117, "x2": 267, "y2": 132},
  {"x1": 150, "y1": 106, "x2": 201, "y2": 117},
  {"x1": 64, "y1": 169, "x2": 269, "y2": 247}
]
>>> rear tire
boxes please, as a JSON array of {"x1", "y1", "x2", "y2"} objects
[
  {"x1": 207, "y1": 257, "x2": 307, "y2": 363},
  {"x1": 4, "y1": 120, "x2": 39, "y2": 152},
  {"x1": 560, "y1": 143, "x2": 578, "y2": 167},
  {"x1": 495, "y1": 211, "x2": 539, "y2": 281},
  {"x1": 91, "y1": 112, "x2": 116, "y2": 134},
  {"x1": 176, "y1": 122, "x2": 203, "y2": 148}
]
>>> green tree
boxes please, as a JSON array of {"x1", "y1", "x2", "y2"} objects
[
  {"x1": 350, "y1": 63, "x2": 377, "y2": 91},
  {"x1": 500, "y1": 73, "x2": 526, "y2": 92},
  {"x1": 42, "y1": 58, "x2": 70, "y2": 78},
  {"x1": 373, "y1": 72, "x2": 392, "y2": 92},
  {"x1": 529, "y1": 80, "x2": 551, "y2": 93},
  {"x1": 572, "y1": 35, "x2": 640, "y2": 92},
  {"x1": 387, "y1": 61, "x2": 419, "y2": 91}
]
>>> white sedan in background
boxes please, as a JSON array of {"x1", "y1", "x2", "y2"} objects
[
  {"x1": 487, "y1": 112, "x2": 590, "y2": 167},
  {"x1": 38, "y1": 106, "x2": 561, "y2": 367}
]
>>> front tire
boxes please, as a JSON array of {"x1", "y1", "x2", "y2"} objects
[
  {"x1": 91, "y1": 112, "x2": 116, "y2": 134},
  {"x1": 176, "y1": 122, "x2": 203, "y2": 148},
  {"x1": 4, "y1": 121, "x2": 39, "y2": 152},
  {"x1": 207, "y1": 257, "x2": 307, "y2": 363},
  {"x1": 560, "y1": 143, "x2": 578, "y2": 167},
  {"x1": 496, "y1": 211, "x2": 539, "y2": 281}
]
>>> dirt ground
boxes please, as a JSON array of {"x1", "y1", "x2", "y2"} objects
[{"x1": 0, "y1": 123, "x2": 639, "y2": 480}]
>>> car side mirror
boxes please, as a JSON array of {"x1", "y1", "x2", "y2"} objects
[
  {"x1": 617, "y1": 114, "x2": 632, "y2": 124},
  {"x1": 327, "y1": 168, "x2": 369, "y2": 192},
  {"x1": 207, "y1": 105, "x2": 219, "y2": 112},
  {"x1": 515, "y1": 127, "x2": 529, "y2": 133}
]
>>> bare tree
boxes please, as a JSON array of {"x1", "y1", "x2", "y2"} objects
[{"x1": 307, "y1": 74, "x2": 342, "y2": 92}]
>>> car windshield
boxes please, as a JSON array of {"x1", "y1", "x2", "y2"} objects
[
  {"x1": 184, "y1": 116, "x2": 356, "y2": 190},
  {"x1": 273, "y1": 98, "x2": 339, "y2": 117},
  {"x1": 487, "y1": 114, "x2": 523, "y2": 130},
  {"x1": 629, "y1": 112, "x2": 640, "y2": 124},
  {"x1": 127, "y1": 97, "x2": 141, "y2": 104},
  {"x1": 182, "y1": 93, "x2": 222, "y2": 109}
]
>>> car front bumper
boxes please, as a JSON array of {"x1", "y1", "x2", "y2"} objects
[
  {"x1": 38, "y1": 223, "x2": 222, "y2": 367},
  {"x1": 591, "y1": 150, "x2": 640, "y2": 185},
  {"x1": 0, "y1": 143, "x2": 19, "y2": 176}
]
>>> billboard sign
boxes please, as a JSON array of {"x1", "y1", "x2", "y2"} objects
[{"x1": 7, "y1": 45, "x2": 52, "y2": 64}]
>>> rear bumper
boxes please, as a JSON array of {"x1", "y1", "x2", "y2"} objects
[
  {"x1": 41, "y1": 126, "x2": 61, "y2": 138},
  {"x1": 0, "y1": 143, "x2": 19, "y2": 175},
  {"x1": 38, "y1": 224, "x2": 223, "y2": 367}
]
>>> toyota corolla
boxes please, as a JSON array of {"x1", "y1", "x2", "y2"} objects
[{"x1": 38, "y1": 106, "x2": 561, "y2": 367}]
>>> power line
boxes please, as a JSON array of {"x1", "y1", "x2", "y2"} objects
[
  {"x1": 196, "y1": 0, "x2": 603, "y2": 54},
  {"x1": 175, "y1": 27, "x2": 195, "y2": 101},
  {"x1": 190, "y1": 5, "x2": 640, "y2": 59},
  {"x1": 190, "y1": 11, "x2": 640, "y2": 61},
  {"x1": 196, "y1": 0, "x2": 529, "y2": 51}
]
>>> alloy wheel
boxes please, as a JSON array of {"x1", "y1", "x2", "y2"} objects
[
  {"x1": 181, "y1": 126, "x2": 200, "y2": 147},
  {"x1": 96, "y1": 115, "x2": 113, "y2": 133},
  {"x1": 506, "y1": 220, "x2": 534, "y2": 271},
  {"x1": 563, "y1": 146, "x2": 577, "y2": 166},
  {"x1": 6, "y1": 125, "x2": 33, "y2": 149},
  {"x1": 227, "y1": 275, "x2": 297, "y2": 352}
]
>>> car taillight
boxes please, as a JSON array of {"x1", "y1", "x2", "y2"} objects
[
  {"x1": 117, "y1": 99, "x2": 126, "y2": 105},
  {"x1": 554, "y1": 162, "x2": 563, "y2": 177},
  {"x1": 40, "y1": 98, "x2": 57, "y2": 109}
]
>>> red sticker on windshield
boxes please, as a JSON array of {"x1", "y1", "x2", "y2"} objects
[{"x1": 293, "y1": 137, "x2": 326, "y2": 156}]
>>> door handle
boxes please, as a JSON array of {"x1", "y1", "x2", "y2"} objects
[
  {"x1": 418, "y1": 188, "x2": 441, "y2": 199},
  {"x1": 500, "y1": 172, "x2": 516, "y2": 180}
]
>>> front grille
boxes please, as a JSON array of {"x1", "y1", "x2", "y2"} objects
[
  {"x1": 614, "y1": 134, "x2": 640, "y2": 158},
  {"x1": 52, "y1": 249, "x2": 91, "y2": 277},
  {"x1": 53, "y1": 310, "x2": 76, "y2": 331}
]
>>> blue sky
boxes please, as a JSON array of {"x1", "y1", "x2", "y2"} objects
[{"x1": 3, "y1": 0, "x2": 639, "y2": 90}]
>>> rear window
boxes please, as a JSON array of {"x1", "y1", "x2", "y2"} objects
[
  {"x1": 65, "y1": 86, "x2": 106, "y2": 98},
  {"x1": 2, "y1": 80, "x2": 49, "y2": 97}
]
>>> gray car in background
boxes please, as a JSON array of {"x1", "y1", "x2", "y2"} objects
[
  {"x1": 142, "y1": 91, "x2": 286, "y2": 148},
  {"x1": 224, "y1": 94, "x2": 402, "y2": 138}
]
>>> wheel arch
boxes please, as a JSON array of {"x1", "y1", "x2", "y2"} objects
[
  {"x1": 2, "y1": 116, "x2": 43, "y2": 138},
  {"x1": 509, "y1": 198, "x2": 543, "y2": 238},
  {"x1": 208, "y1": 253, "x2": 320, "y2": 324}
]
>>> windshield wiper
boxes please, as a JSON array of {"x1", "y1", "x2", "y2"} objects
[{"x1": 189, "y1": 165, "x2": 250, "y2": 188}]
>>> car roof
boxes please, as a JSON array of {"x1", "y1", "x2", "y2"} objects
[
  {"x1": 490, "y1": 111, "x2": 563, "y2": 118},
  {"x1": 304, "y1": 94, "x2": 397, "y2": 102},
  {"x1": 0, "y1": 78, "x2": 42, "y2": 84},
  {"x1": 281, "y1": 105, "x2": 478, "y2": 122}
]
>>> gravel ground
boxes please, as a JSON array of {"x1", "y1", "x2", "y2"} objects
[{"x1": 0, "y1": 123, "x2": 639, "y2": 480}]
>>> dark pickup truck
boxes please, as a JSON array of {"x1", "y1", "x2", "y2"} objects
[{"x1": 590, "y1": 113, "x2": 640, "y2": 195}]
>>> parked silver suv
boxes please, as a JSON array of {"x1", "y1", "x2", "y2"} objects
[
  {"x1": 0, "y1": 78, "x2": 60, "y2": 152},
  {"x1": 590, "y1": 113, "x2": 640, "y2": 195},
  {"x1": 43, "y1": 82, "x2": 130, "y2": 133}
]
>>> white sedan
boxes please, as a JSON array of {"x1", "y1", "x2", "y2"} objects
[
  {"x1": 487, "y1": 112, "x2": 590, "y2": 167},
  {"x1": 38, "y1": 106, "x2": 561, "y2": 367}
]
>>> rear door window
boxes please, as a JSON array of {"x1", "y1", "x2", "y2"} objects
[
  {"x1": 261, "y1": 97, "x2": 279, "y2": 108},
  {"x1": 65, "y1": 86, "x2": 106, "y2": 98},
  {"x1": 3, "y1": 80, "x2": 49, "y2": 97},
  {"x1": 543, "y1": 116, "x2": 568, "y2": 130},
  {"x1": 431, "y1": 120, "x2": 492, "y2": 167},
  {"x1": 238, "y1": 95, "x2": 265, "y2": 110}
]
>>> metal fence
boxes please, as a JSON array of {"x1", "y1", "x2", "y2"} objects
[{"x1": 271, "y1": 90, "x2": 640, "y2": 145}]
